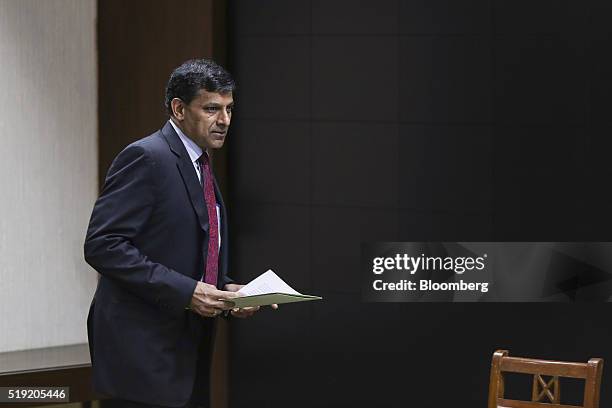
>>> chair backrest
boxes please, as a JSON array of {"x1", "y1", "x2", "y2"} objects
[{"x1": 488, "y1": 350, "x2": 604, "y2": 408}]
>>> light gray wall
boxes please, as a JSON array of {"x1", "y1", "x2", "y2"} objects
[{"x1": 0, "y1": 0, "x2": 97, "y2": 353}]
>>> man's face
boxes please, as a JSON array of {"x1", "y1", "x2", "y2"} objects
[{"x1": 173, "y1": 89, "x2": 233, "y2": 150}]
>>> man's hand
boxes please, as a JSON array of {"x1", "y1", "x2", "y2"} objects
[
  {"x1": 223, "y1": 283, "x2": 245, "y2": 293},
  {"x1": 189, "y1": 282, "x2": 238, "y2": 318},
  {"x1": 223, "y1": 283, "x2": 278, "y2": 318}
]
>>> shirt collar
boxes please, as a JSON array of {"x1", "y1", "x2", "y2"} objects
[{"x1": 168, "y1": 118, "x2": 204, "y2": 163}]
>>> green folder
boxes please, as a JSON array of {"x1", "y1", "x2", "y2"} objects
[{"x1": 225, "y1": 293, "x2": 322, "y2": 308}]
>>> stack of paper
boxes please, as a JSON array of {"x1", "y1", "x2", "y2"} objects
[{"x1": 225, "y1": 270, "x2": 322, "y2": 308}]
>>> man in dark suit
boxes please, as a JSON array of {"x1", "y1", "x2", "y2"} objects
[{"x1": 84, "y1": 59, "x2": 260, "y2": 408}]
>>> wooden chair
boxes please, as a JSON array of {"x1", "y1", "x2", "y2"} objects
[{"x1": 488, "y1": 350, "x2": 604, "y2": 408}]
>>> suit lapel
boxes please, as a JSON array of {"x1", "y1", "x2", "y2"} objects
[
  {"x1": 213, "y1": 175, "x2": 229, "y2": 277},
  {"x1": 161, "y1": 121, "x2": 209, "y2": 232},
  {"x1": 212, "y1": 176, "x2": 225, "y2": 217}
]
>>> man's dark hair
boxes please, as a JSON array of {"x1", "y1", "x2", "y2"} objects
[{"x1": 165, "y1": 58, "x2": 236, "y2": 115}]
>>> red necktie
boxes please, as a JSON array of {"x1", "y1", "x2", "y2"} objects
[{"x1": 199, "y1": 154, "x2": 219, "y2": 287}]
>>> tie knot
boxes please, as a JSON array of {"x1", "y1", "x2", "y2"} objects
[{"x1": 198, "y1": 152, "x2": 210, "y2": 167}]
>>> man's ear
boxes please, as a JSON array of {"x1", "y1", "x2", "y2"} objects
[{"x1": 171, "y1": 98, "x2": 185, "y2": 120}]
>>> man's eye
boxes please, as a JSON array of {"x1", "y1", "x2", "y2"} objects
[
  {"x1": 205, "y1": 107, "x2": 218, "y2": 113},
  {"x1": 226, "y1": 107, "x2": 233, "y2": 114}
]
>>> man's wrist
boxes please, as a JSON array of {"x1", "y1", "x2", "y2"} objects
[{"x1": 185, "y1": 280, "x2": 200, "y2": 310}]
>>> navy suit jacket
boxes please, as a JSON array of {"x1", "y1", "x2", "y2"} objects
[{"x1": 84, "y1": 121, "x2": 232, "y2": 406}]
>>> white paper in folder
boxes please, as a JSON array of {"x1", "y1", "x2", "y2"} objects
[
  {"x1": 238, "y1": 270, "x2": 301, "y2": 296},
  {"x1": 226, "y1": 270, "x2": 322, "y2": 308}
]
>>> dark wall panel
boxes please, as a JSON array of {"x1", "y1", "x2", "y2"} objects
[
  {"x1": 312, "y1": 0, "x2": 398, "y2": 34},
  {"x1": 398, "y1": 125, "x2": 494, "y2": 212},
  {"x1": 231, "y1": 120, "x2": 311, "y2": 203},
  {"x1": 399, "y1": 0, "x2": 492, "y2": 34},
  {"x1": 233, "y1": 37, "x2": 310, "y2": 121},
  {"x1": 312, "y1": 37, "x2": 399, "y2": 121},
  {"x1": 311, "y1": 123, "x2": 399, "y2": 207},
  {"x1": 227, "y1": 1, "x2": 612, "y2": 407},
  {"x1": 399, "y1": 37, "x2": 493, "y2": 123},
  {"x1": 494, "y1": 38, "x2": 586, "y2": 126}
]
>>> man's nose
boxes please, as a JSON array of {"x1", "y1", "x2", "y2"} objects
[{"x1": 217, "y1": 110, "x2": 230, "y2": 126}]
